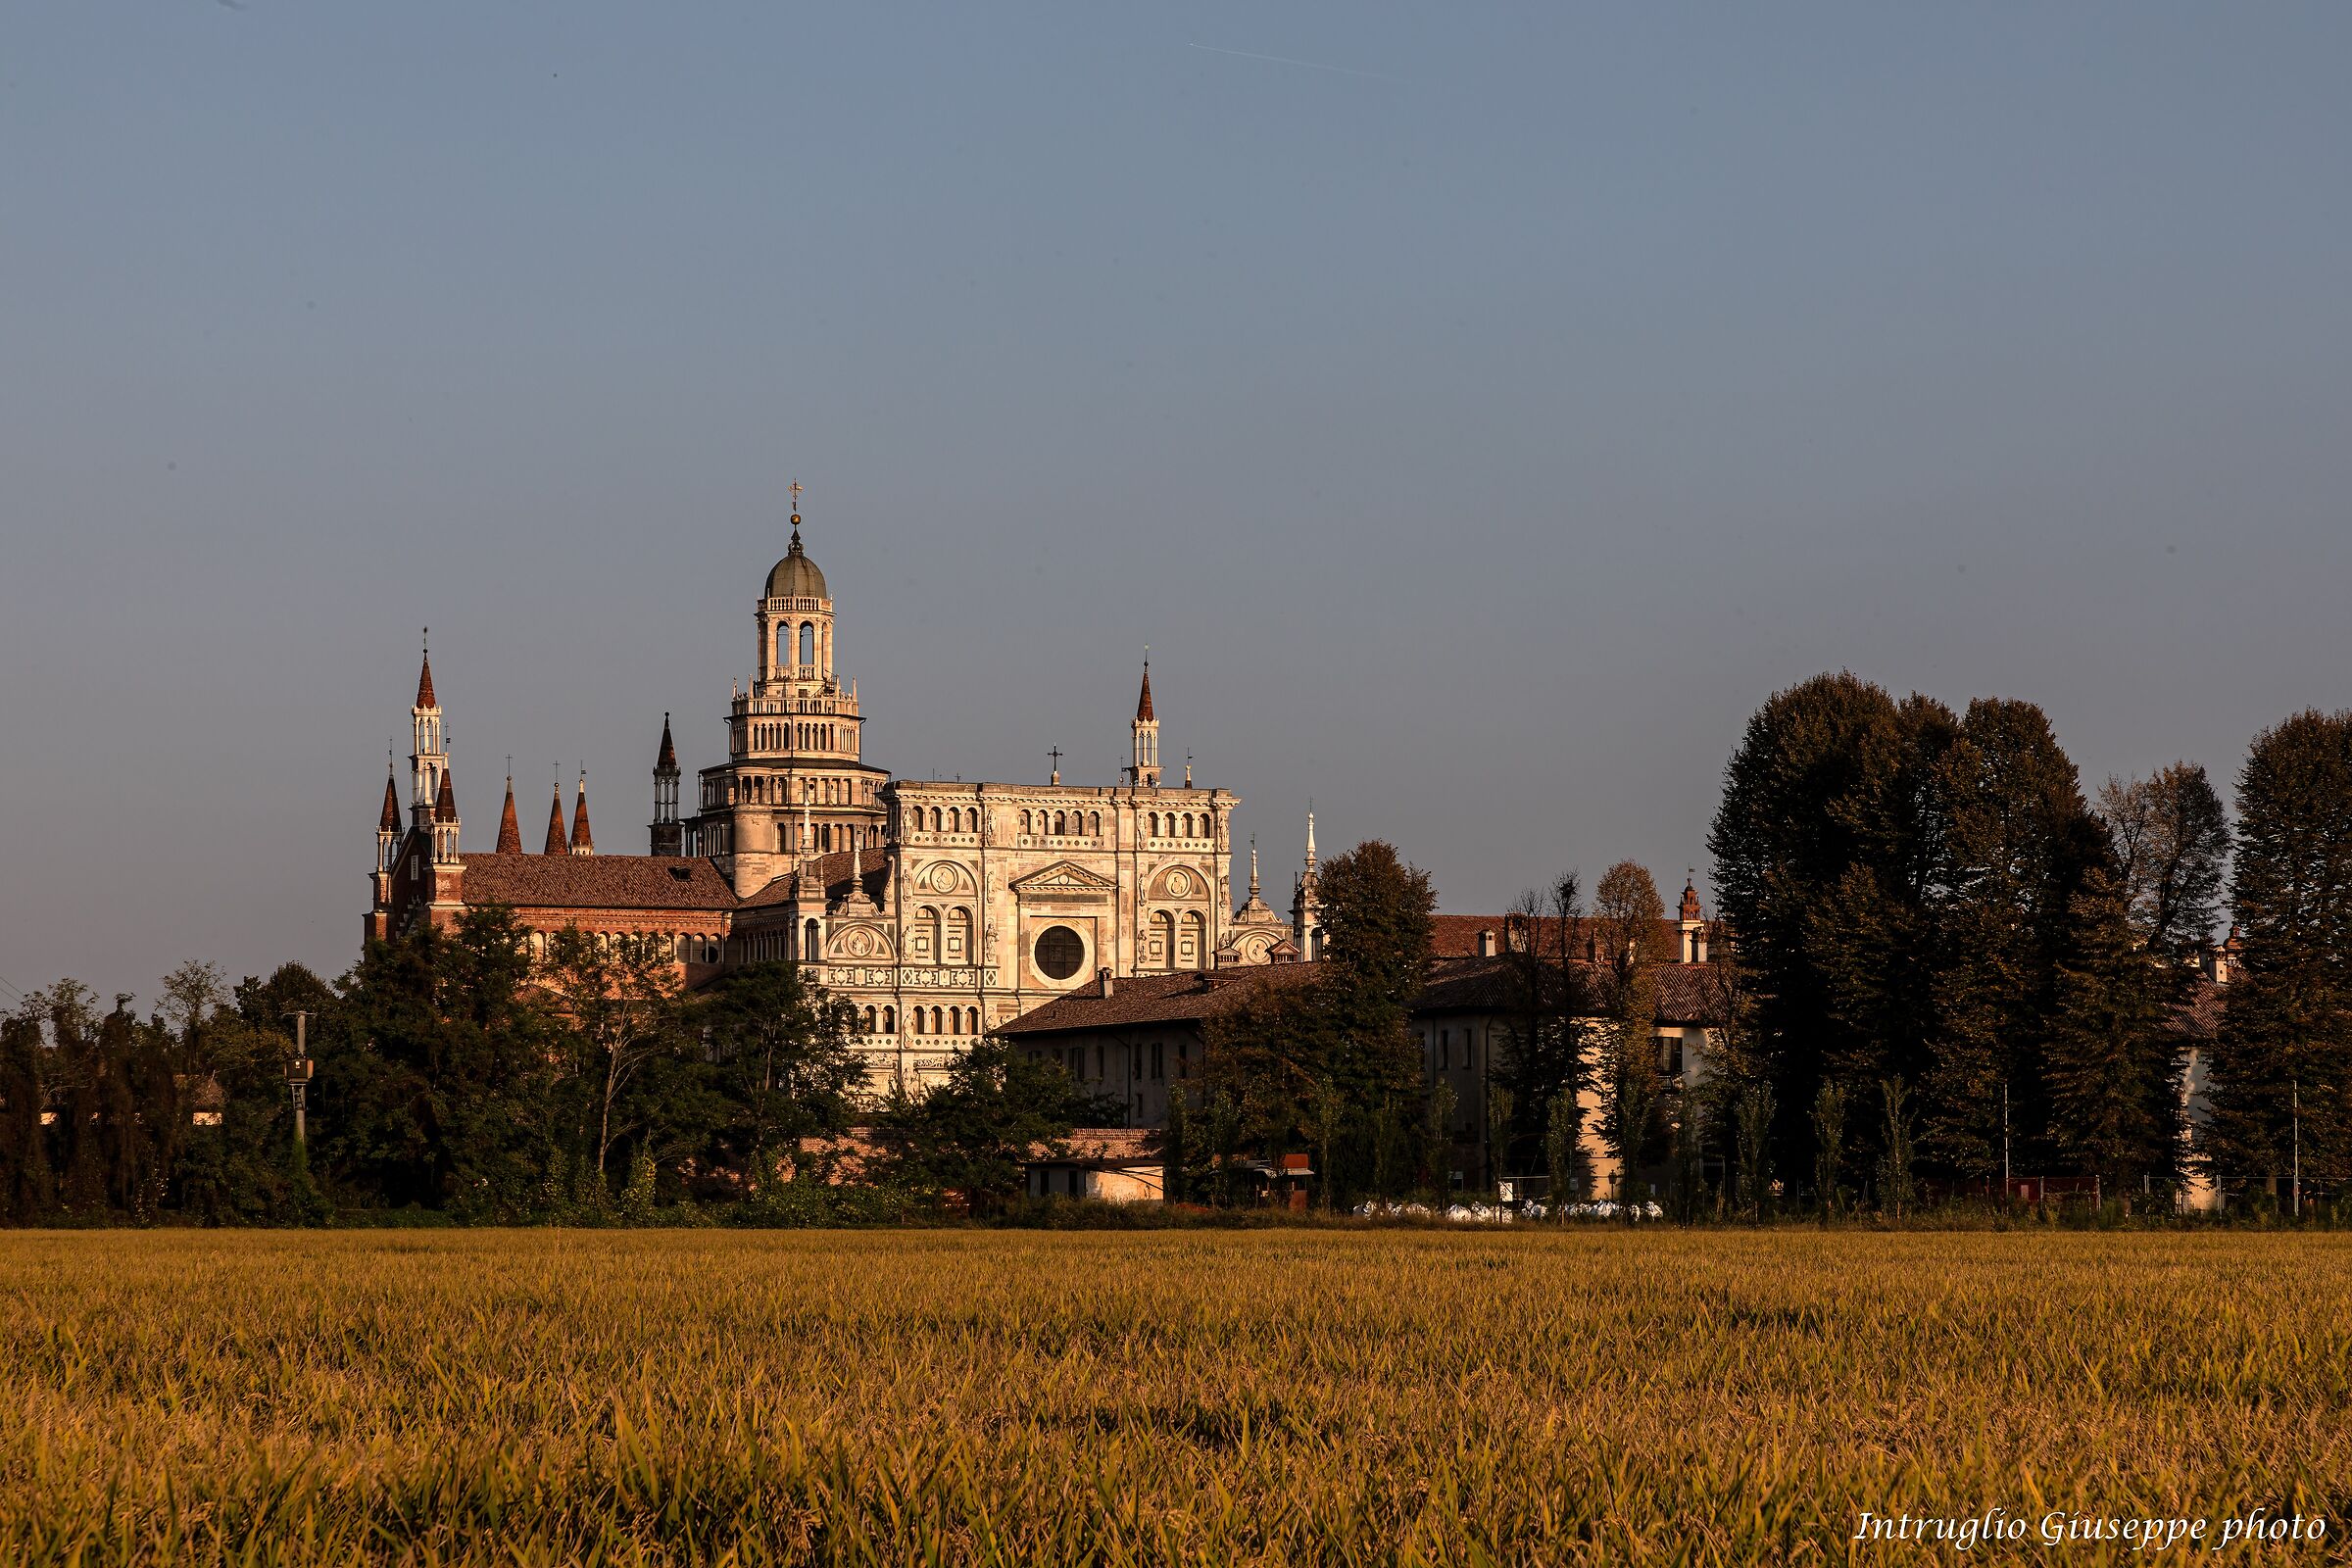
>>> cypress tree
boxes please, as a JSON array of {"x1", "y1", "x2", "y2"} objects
[
  {"x1": 2044, "y1": 867, "x2": 2176, "y2": 1195},
  {"x1": 2206, "y1": 711, "x2": 2352, "y2": 1198}
]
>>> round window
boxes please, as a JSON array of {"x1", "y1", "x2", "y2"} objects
[{"x1": 1034, "y1": 925, "x2": 1085, "y2": 981}]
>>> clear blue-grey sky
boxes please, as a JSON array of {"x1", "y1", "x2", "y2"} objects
[{"x1": 4, "y1": 4, "x2": 2349, "y2": 1005}]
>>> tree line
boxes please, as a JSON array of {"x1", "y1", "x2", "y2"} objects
[
  {"x1": 0, "y1": 911, "x2": 1102, "y2": 1225},
  {"x1": 7, "y1": 672, "x2": 2345, "y2": 1224},
  {"x1": 1698, "y1": 672, "x2": 2348, "y2": 1213}
]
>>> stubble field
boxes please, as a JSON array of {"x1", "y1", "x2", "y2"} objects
[{"x1": 0, "y1": 1227, "x2": 2344, "y2": 1565}]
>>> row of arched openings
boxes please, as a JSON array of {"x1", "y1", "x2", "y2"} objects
[
  {"x1": 774, "y1": 621, "x2": 821, "y2": 668},
  {"x1": 1149, "y1": 811, "x2": 1209, "y2": 839},
  {"x1": 1022, "y1": 808, "x2": 1102, "y2": 837},
  {"x1": 917, "y1": 806, "x2": 977, "y2": 834}
]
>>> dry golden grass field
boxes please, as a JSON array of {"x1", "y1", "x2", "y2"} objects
[{"x1": 0, "y1": 1228, "x2": 2345, "y2": 1565}]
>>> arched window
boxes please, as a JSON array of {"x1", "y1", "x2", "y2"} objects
[
  {"x1": 1181, "y1": 910, "x2": 1205, "y2": 969},
  {"x1": 947, "y1": 906, "x2": 971, "y2": 961},
  {"x1": 799, "y1": 622, "x2": 815, "y2": 665},
  {"x1": 1089, "y1": 811, "x2": 1101, "y2": 836},
  {"x1": 1182, "y1": 813, "x2": 1194, "y2": 837},
  {"x1": 932, "y1": 807, "x2": 944, "y2": 832},
  {"x1": 1052, "y1": 810, "x2": 1064, "y2": 835},
  {"x1": 950, "y1": 1006, "x2": 964, "y2": 1035},
  {"x1": 1151, "y1": 909, "x2": 1175, "y2": 970},
  {"x1": 911, "y1": 1008, "x2": 925, "y2": 1035},
  {"x1": 861, "y1": 1005, "x2": 876, "y2": 1033},
  {"x1": 916, "y1": 906, "x2": 940, "y2": 960},
  {"x1": 802, "y1": 919, "x2": 820, "y2": 962},
  {"x1": 882, "y1": 1005, "x2": 896, "y2": 1034},
  {"x1": 1020, "y1": 809, "x2": 1032, "y2": 835}
]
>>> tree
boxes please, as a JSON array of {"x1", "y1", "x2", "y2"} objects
[
  {"x1": 1484, "y1": 1082, "x2": 1516, "y2": 1195},
  {"x1": 2044, "y1": 868, "x2": 2177, "y2": 1195},
  {"x1": 2096, "y1": 763, "x2": 2230, "y2": 961},
  {"x1": 1595, "y1": 861, "x2": 1666, "y2": 1196},
  {"x1": 1733, "y1": 1083, "x2": 1776, "y2": 1220},
  {"x1": 691, "y1": 960, "x2": 865, "y2": 1188},
  {"x1": 1810, "y1": 1080, "x2": 1849, "y2": 1221},
  {"x1": 1197, "y1": 841, "x2": 1434, "y2": 1205},
  {"x1": 1709, "y1": 675, "x2": 1954, "y2": 1183},
  {"x1": 538, "y1": 927, "x2": 687, "y2": 1181},
  {"x1": 1494, "y1": 875, "x2": 1591, "y2": 1170},
  {"x1": 1544, "y1": 1088, "x2": 1582, "y2": 1215},
  {"x1": 880, "y1": 1038, "x2": 1114, "y2": 1210},
  {"x1": 1876, "y1": 1077, "x2": 1916, "y2": 1219},
  {"x1": 2205, "y1": 711, "x2": 2352, "y2": 1197},
  {"x1": 1920, "y1": 699, "x2": 2106, "y2": 1179}
]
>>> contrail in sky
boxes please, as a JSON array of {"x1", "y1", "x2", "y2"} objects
[{"x1": 1186, "y1": 43, "x2": 1398, "y2": 84}]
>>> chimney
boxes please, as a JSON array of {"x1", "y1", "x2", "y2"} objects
[
  {"x1": 1477, "y1": 928, "x2": 1497, "y2": 958},
  {"x1": 1099, "y1": 967, "x2": 1115, "y2": 999}
]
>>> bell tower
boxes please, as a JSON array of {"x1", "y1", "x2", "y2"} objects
[
  {"x1": 1127, "y1": 659, "x2": 1161, "y2": 787},
  {"x1": 690, "y1": 484, "x2": 891, "y2": 895}
]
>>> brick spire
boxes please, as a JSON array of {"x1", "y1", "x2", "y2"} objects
[
  {"x1": 434, "y1": 765, "x2": 457, "y2": 823},
  {"x1": 657, "y1": 714, "x2": 677, "y2": 772},
  {"x1": 543, "y1": 784, "x2": 569, "y2": 855},
  {"x1": 495, "y1": 774, "x2": 522, "y2": 854},
  {"x1": 569, "y1": 769, "x2": 595, "y2": 856},
  {"x1": 1135, "y1": 660, "x2": 1154, "y2": 721},
  {"x1": 378, "y1": 772, "x2": 401, "y2": 832},
  {"x1": 416, "y1": 647, "x2": 437, "y2": 710}
]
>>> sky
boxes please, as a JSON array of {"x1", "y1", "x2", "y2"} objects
[{"x1": 4, "y1": 4, "x2": 2349, "y2": 1006}]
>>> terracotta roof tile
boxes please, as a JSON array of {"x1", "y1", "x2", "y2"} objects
[{"x1": 458, "y1": 854, "x2": 739, "y2": 910}]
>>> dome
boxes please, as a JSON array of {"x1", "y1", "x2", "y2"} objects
[{"x1": 764, "y1": 530, "x2": 828, "y2": 600}]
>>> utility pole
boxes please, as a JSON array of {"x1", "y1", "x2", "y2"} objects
[
  {"x1": 2002, "y1": 1082, "x2": 2011, "y2": 1202},
  {"x1": 2291, "y1": 1077, "x2": 2301, "y2": 1218},
  {"x1": 284, "y1": 1010, "x2": 316, "y2": 1147}
]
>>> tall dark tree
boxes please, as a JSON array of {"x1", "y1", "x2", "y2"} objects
[
  {"x1": 2044, "y1": 867, "x2": 2178, "y2": 1194},
  {"x1": 1708, "y1": 674, "x2": 1953, "y2": 1176},
  {"x1": 1920, "y1": 698, "x2": 2105, "y2": 1178},
  {"x1": 2205, "y1": 710, "x2": 2352, "y2": 1197},
  {"x1": 1594, "y1": 860, "x2": 1667, "y2": 1188}
]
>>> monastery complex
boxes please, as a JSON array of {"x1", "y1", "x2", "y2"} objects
[{"x1": 368, "y1": 505, "x2": 1310, "y2": 1088}]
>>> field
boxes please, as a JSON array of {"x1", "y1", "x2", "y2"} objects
[{"x1": 1, "y1": 1229, "x2": 2345, "y2": 1565}]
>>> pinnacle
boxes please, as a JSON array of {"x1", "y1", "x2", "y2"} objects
[{"x1": 495, "y1": 778, "x2": 523, "y2": 854}]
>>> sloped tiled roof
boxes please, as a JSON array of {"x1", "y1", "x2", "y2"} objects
[
  {"x1": 739, "y1": 848, "x2": 892, "y2": 909},
  {"x1": 1430, "y1": 913, "x2": 1697, "y2": 961},
  {"x1": 2172, "y1": 976, "x2": 2226, "y2": 1040},
  {"x1": 999, "y1": 964, "x2": 1323, "y2": 1037},
  {"x1": 458, "y1": 854, "x2": 738, "y2": 910}
]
